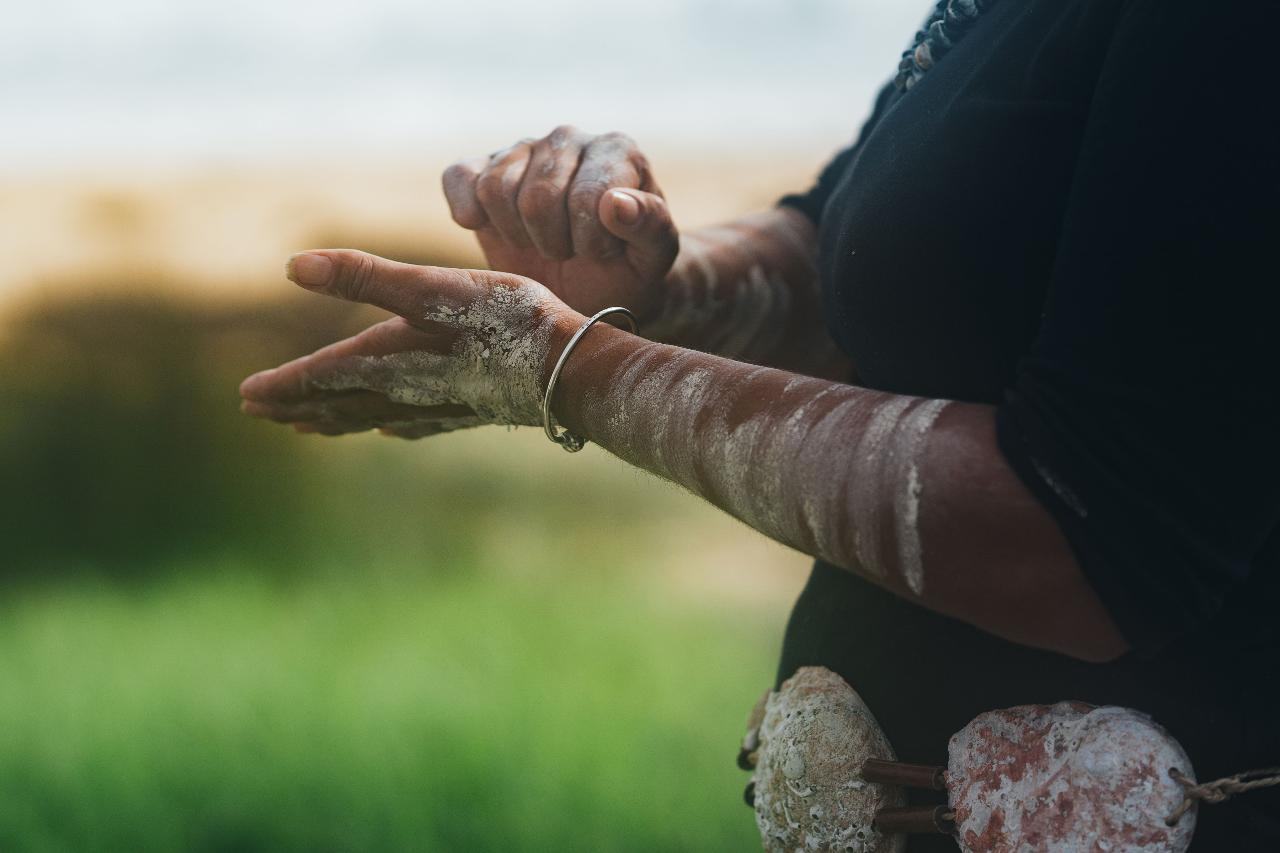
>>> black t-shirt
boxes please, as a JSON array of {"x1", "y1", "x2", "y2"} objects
[{"x1": 777, "y1": 0, "x2": 1279, "y2": 848}]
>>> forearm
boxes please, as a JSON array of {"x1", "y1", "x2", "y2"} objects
[
  {"x1": 647, "y1": 207, "x2": 850, "y2": 380},
  {"x1": 549, "y1": 325, "x2": 1127, "y2": 662}
]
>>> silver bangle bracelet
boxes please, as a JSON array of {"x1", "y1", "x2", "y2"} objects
[{"x1": 542, "y1": 306, "x2": 638, "y2": 452}]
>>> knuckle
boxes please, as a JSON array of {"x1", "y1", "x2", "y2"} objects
[
  {"x1": 474, "y1": 170, "x2": 506, "y2": 206},
  {"x1": 544, "y1": 124, "x2": 584, "y2": 156},
  {"x1": 536, "y1": 156, "x2": 564, "y2": 180},
  {"x1": 498, "y1": 163, "x2": 525, "y2": 193},
  {"x1": 339, "y1": 252, "x2": 377, "y2": 302},
  {"x1": 570, "y1": 175, "x2": 609, "y2": 197},
  {"x1": 548, "y1": 123, "x2": 579, "y2": 142},
  {"x1": 567, "y1": 181, "x2": 607, "y2": 218},
  {"x1": 599, "y1": 130, "x2": 637, "y2": 150},
  {"x1": 442, "y1": 160, "x2": 480, "y2": 195},
  {"x1": 442, "y1": 159, "x2": 473, "y2": 182},
  {"x1": 517, "y1": 182, "x2": 561, "y2": 221},
  {"x1": 487, "y1": 140, "x2": 519, "y2": 162}
]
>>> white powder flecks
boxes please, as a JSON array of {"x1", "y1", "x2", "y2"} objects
[
  {"x1": 684, "y1": 239, "x2": 719, "y2": 292},
  {"x1": 847, "y1": 396, "x2": 914, "y2": 577},
  {"x1": 751, "y1": 667, "x2": 904, "y2": 853},
  {"x1": 892, "y1": 399, "x2": 949, "y2": 596},
  {"x1": 648, "y1": 211, "x2": 840, "y2": 376},
  {"x1": 786, "y1": 393, "x2": 875, "y2": 564},
  {"x1": 312, "y1": 282, "x2": 555, "y2": 428},
  {"x1": 602, "y1": 344, "x2": 673, "y2": 460},
  {"x1": 713, "y1": 264, "x2": 791, "y2": 362},
  {"x1": 616, "y1": 349, "x2": 712, "y2": 474},
  {"x1": 650, "y1": 237, "x2": 725, "y2": 347},
  {"x1": 381, "y1": 414, "x2": 485, "y2": 438},
  {"x1": 587, "y1": 335, "x2": 956, "y2": 599}
]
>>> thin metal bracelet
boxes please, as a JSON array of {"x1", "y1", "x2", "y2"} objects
[{"x1": 542, "y1": 306, "x2": 638, "y2": 452}]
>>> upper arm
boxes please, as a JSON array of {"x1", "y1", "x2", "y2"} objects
[{"x1": 996, "y1": 0, "x2": 1280, "y2": 652}]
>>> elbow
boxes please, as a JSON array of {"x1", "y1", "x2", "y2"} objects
[
  {"x1": 1061, "y1": 638, "x2": 1130, "y2": 664},
  {"x1": 1012, "y1": 596, "x2": 1132, "y2": 664}
]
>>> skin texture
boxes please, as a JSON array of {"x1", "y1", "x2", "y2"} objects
[
  {"x1": 240, "y1": 252, "x2": 565, "y2": 439},
  {"x1": 241, "y1": 129, "x2": 1129, "y2": 662},
  {"x1": 442, "y1": 126, "x2": 849, "y2": 379}
]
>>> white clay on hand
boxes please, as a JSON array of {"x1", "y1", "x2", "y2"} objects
[{"x1": 308, "y1": 281, "x2": 560, "y2": 429}]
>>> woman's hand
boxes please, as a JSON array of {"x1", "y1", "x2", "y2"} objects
[
  {"x1": 442, "y1": 125, "x2": 679, "y2": 325},
  {"x1": 239, "y1": 250, "x2": 580, "y2": 439}
]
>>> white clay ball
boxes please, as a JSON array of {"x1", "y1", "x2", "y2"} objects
[{"x1": 752, "y1": 666, "x2": 906, "y2": 853}]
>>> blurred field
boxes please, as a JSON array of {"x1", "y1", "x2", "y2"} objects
[
  {"x1": 0, "y1": 154, "x2": 821, "y2": 850},
  {"x1": 0, "y1": 151, "x2": 826, "y2": 309},
  {"x1": 0, "y1": 563, "x2": 786, "y2": 852}
]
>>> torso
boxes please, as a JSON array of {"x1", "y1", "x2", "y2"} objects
[{"x1": 780, "y1": 1, "x2": 1280, "y2": 847}]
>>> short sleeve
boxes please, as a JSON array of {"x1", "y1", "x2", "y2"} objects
[
  {"x1": 779, "y1": 82, "x2": 898, "y2": 224},
  {"x1": 996, "y1": 0, "x2": 1280, "y2": 653}
]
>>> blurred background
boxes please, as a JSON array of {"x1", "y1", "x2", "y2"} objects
[{"x1": 0, "y1": 1, "x2": 922, "y2": 849}]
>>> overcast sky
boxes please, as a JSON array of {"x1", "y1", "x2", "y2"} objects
[{"x1": 1, "y1": 0, "x2": 926, "y2": 171}]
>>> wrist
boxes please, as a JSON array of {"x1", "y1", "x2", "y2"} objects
[
  {"x1": 540, "y1": 305, "x2": 590, "y2": 392},
  {"x1": 543, "y1": 311, "x2": 648, "y2": 440}
]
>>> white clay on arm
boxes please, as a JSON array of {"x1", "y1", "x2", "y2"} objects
[
  {"x1": 572, "y1": 336, "x2": 941, "y2": 594},
  {"x1": 556, "y1": 328, "x2": 1128, "y2": 659},
  {"x1": 242, "y1": 248, "x2": 1124, "y2": 659},
  {"x1": 649, "y1": 208, "x2": 848, "y2": 378}
]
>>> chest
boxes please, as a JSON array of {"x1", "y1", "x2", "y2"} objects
[{"x1": 818, "y1": 0, "x2": 1122, "y2": 402}]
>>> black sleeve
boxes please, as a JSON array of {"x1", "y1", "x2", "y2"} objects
[
  {"x1": 779, "y1": 81, "x2": 898, "y2": 224},
  {"x1": 996, "y1": 0, "x2": 1280, "y2": 653}
]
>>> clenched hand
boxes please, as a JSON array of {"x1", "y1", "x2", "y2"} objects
[{"x1": 442, "y1": 125, "x2": 679, "y2": 324}]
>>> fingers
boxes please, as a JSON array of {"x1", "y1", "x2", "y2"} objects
[
  {"x1": 283, "y1": 249, "x2": 484, "y2": 321},
  {"x1": 568, "y1": 132, "x2": 648, "y2": 259},
  {"x1": 518, "y1": 125, "x2": 589, "y2": 260},
  {"x1": 442, "y1": 155, "x2": 490, "y2": 230},
  {"x1": 378, "y1": 413, "x2": 484, "y2": 439},
  {"x1": 598, "y1": 188, "x2": 679, "y2": 283},
  {"x1": 475, "y1": 142, "x2": 534, "y2": 248},
  {"x1": 242, "y1": 389, "x2": 474, "y2": 437},
  {"x1": 239, "y1": 317, "x2": 433, "y2": 404},
  {"x1": 447, "y1": 126, "x2": 659, "y2": 263}
]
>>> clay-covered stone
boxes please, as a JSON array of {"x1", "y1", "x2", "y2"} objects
[
  {"x1": 947, "y1": 702, "x2": 1195, "y2": 853},
  {"x1": 752, "y1": 666, "x2": 905, "y2": 853}
]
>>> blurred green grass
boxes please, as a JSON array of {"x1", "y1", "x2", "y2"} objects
[
  {"x1": 0, "y1": 563, "x2": 780, "y2": 852},
  {"x1": 0, "y1": 290, "x2": 799, "y2": 850}
]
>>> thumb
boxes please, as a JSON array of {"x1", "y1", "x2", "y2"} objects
[{"x1": 598, "y1": 189, "x2": 679, "y2": 281}]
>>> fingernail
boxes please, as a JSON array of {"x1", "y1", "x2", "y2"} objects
[
  {"x1": 286, "y1": 252, "x2": 333, "y2": 289},
  {"x1": 610, "y1": 190, "x2": 641, "y2": 226}
]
